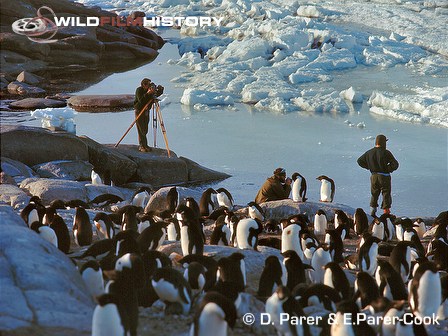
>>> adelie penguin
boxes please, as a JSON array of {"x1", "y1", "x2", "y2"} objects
[
  {"x1": 210, "y1": 222, "x2": 231, "y2": 246},
  {"x1": 183, "y1": 261, "x2": 207, "y2": 296},
  {"x1": 296, "y1": 283, "x2": 341, "y2": 311},
  {"x1": 180, "y1": 254, "x2": 218, "y2": 292},
  {"x1": 137, "y1": 221, "x2": 167, "y2": 252},
  {"x1": 358, "y1": 236, "x2": 381, "y2": 276},
  {"x1": 316, "y1": 175, "x2": 335, "y2": 202},
  {"x1": 30, "y1": 221, "x2": 58, "y2": 248},
  {"x1": 94, "y1": 212, "x2": 116, "y2": 240},
  {"x1": 409, "y1": 261, "x2": 441, "y2": 319},
  {"x1": 92, "y1": 293, "x2": 124, "y2": 336},
  {"x1": 353, "y1": 272, "x2": 380, "y2": 309},
  {"x1": 80, "y1": 260, "x2": 104, "y2": 299},
  {"x1": 310, "y1": 245, "x2": 332, "y2": 284},
  {"x1": 21, "y1": 196, "x2": 45, "y2": 226},
  {"x1": 247, "y1": 201, "x2": 264, "y2": 221},
  {"x1": 313, "y1": 209, "x2": 327, "y2": 236},
  {"x1": 282, "y1": 250, "x2": 313, "y2": 291},
  {"x1": 132, "y1": 187, "x2": 152, "y2": 209},
  {"x1": 281, "y1": 222, "x2": 305, "y2": 260},
  {"x1": 324, "y1": 229, "x2": 344, "y2": 263},
  {"x1": 216, "y1": 187, "x2": 234, "y2": 210},
  {"x1": 216, "y1": 252, "x2": 246, "y2": 293},
  {"x1": 354, "y1": 208, "x2": 369, "y2": 235},
  {"x1": 265, "y1": 286, "x2": 311, "y2": 336},
  {"x1": 331, "y1": 300, "x2": 375, "y2": 336},
  {"x1": 390, "y1": 241, "x2": 412, "y2": 283},
  {"x1": 374, "y1": 260, "x2": 408, "y2": 301},
  {"x1": 291, "y1": 172, "x2": 307, "y2": 202},
  {"x1": 73, "y1": 207, "x2": 93, "y2": 247},
  {"x1": 176, "y1": 204, "x2": 204, "y2": 256},
  {"x1": 152, "y1": 267, "x2": 192, "y2": 315},
  {"x1": 235, "y1": 218, "x2": 263, "y2": 250},
  {"x1": 199, "y1": 188, "x2": 218, "y2": 217},
  {"x1": 323, "y1": 262, "x2": 351, "y2": 300},
  {"x1": 49, "y1": 214, "x2": 70, "y2": 254},
  {"x1": 190, "y1": 291, "x2": 237, "y2": 336},
  {"x1": 258, "y1": 255, "x2": 286, "y2": 299},
  {"x1": 106, "y1": 253, "x2": 145, "y2": 336}
]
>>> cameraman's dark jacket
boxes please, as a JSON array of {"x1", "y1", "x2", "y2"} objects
[
  {"x1": 357, "y1": 147, "x2": 399, "y2": 174},
  {"x1": 134, "y1": 86, "x2": 163, "y2": 111}
]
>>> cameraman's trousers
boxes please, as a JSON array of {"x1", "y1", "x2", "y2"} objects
[{"x1": 135, "y1": 108, "x2": 149, "y2": 148}]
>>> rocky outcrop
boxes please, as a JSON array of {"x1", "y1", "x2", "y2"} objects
[
  {"x1": 0, "y1": 125, "x2": 89, "y2": 167},
  {"x1": 145, "y1": 186, "x2": 204, "y2": 212},
  {"x1": 32, "y1": 160, "x2": 93, "y2": 181},
  {"x1": 0, "y1": 205, "x2": 94, "y2": 334},
  {"x1": 67, "y1": 95, "x2": 134, "y2": 111},
  {"x1": 0, "y1": 184, "x2": 30, "y2": 208},
  {"x1": 20, "y1": 178, "x2": 89, "y2": 204},
  {"x1": 8, "y1": 98, "x2": 67, "y2": 109},
  {"x1": 1, "y1": 0, "x2": 165, "y2": 96},
  {"x1": 1, "y1": 157, "x2": 36, "y2": 183},
  {"x1": 78, "y1": 136, "x2": 138, "y2": 186}
]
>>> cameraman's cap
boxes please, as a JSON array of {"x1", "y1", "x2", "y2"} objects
[
  {"x1": 274, "y1": 167, "x2": 286, "y2": 176},
  {"x1": 375, "y1": 134, "x2": 388, "y2": 148}
]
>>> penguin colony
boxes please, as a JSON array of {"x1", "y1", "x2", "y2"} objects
[{"x1": 17, "y1": 182, "x2": 448, "y2": 336}]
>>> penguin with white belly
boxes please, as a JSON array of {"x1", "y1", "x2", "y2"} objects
[
  {"x1": 409, "y1": 261, "x2": 441, "y2": 319},
  {"x1": 375, "y1": 260, "x2": 407, "y2": 301},
  {"x1": 190, "y1": 291, "x2": 237, "y2": 336},
  {"x1": 92, "y1": 293, "x2": 124, "y2": 336},
  {"x1": 313, "y1": 209, "x2": 328, "y2": 236},
  {"x1": 310, "y1": 245, "x2": 332, "y2": 284},
  {"x1": 291, "y1": 172, "x2": 307, "y2": 202},
  {"x1": 390, "y1": 241, "x2": 412, "y2": 283},
  {"x1": 316, "y1": 175, "x2": 335, "y2": 202},
  {"x1": 216, "y1": 187, "x2": 234, "y2": 210},
  {"x1": 323, "y1": 262, "x2": 351, "y2": 300},
  {"x1": 358, "y1": 236, "x2": 381, "y2": 276},
  {"x1": 235, "y1": 217, "x2": 263, "y2": 250},
  {"x1": 176, "y1": 204, "x2": 204, "y2": 256},
  {"x1": 247, "y1": 201, "x2": 265, "y2": 221},
  {"x1": 80, "y1": 260, "x2": 104, "y2": 299},
  {"x1": 281, "y1": 223, "x2": 305, "y2": 260}
]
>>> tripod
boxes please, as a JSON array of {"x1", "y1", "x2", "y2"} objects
[{"x1": 114, "y1": 99, "x2": 171, "y2": 158}]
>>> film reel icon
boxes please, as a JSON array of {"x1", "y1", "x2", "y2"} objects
[{"x1": 11, "y1": 6, "x2": 58, "y2": 43}]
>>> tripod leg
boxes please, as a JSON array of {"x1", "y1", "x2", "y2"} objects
[
  {"x1": 156, "y1": 104, "x2": 171, "y2": 158},
  {"x1": 152, "y1": 105, "x2": 158, "y2": 148}
]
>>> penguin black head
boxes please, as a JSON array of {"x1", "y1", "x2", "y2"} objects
[
  {"x1": 80, "y1": 260, "x2": 101, "y2": 273},
  {"x1": 96, "y1": 293, "x2": 118, "y2": 307}
]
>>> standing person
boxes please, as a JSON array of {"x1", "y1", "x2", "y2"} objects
[
  {"x1": 133, "y1": 78, "x2": 163, "y2": 152},
  {"x1": 255, "y1": 167, "x2": 292, "y2": 204},
  {"x1": 357, "y1": 134, "x2": 399, "y2": 217}
]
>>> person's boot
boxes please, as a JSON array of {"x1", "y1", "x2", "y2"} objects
[
  {"x1": 383, "y1": 208, "x2": 391, "y2": 215},
  {"x1": 370, "y1": 207, "x2": 377, "y2": 217}
]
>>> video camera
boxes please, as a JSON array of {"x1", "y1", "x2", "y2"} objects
[{"x1": 148, "y1": 82, "x2": 164, "y2": 97}]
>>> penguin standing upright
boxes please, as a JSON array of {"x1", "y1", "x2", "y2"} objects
[
  {"x1": 210, "y1": 222, "x2": 231, "y2": 246},
  {"x1": 413, "y1": 218, "x2": 426, "y2": 238},
  {"x1": 132, "y1": 188, "x2": 151, "y2": 209},
  {"x1": 235, "y1": 218, "x2": 263, "y2": 250},
  {"x1": 390, "y1": 241, "x2": 412, "y2": 283},
  {"x1": 176, "y1": 204, "x2": 204, "y2": 256},
  {"x1": 183, "y1": 261, "x2": 207, "y2": 296},
  {"x1": 166, "y1": 217, "x2": 181, "y2": 241},
  {"x1": 409, "y1": 261, "x2": 441, "y2": 319},
  {"x1": 310, "y1": 246, "x2": 332, "y2": 284},
  {"x1": 282, "y1": 250, "x2": 312, "y2": 290},
  {"x1": 80, "y1": 260, "x2": 105, "y2": 299},
  {"x1": 258, "y1": 255, "x2": 286, "y2": 299},
  {"x1": 94, "y1": 212, "x2": 116, "y2": 240},
  {"x1": 73, "y1": 207, "x2": 93, "y2": 247},
  {"x1": 354, "y1": 208, "x2": 369, "y2": 235},
  {"x1": 199, "y1": 188, "x2": 218, "y2": 217},
  {"x1": 216, "y1": 252, "x2": 246, "y2": 293},
  {"x1": 316, "y1": 175, "x2": 335, "y2": 202},
  {"x1": 375, "y1": 260, "x2": 407, "y2": 301},
  {"x1": 92, "y1": 293, "x2": 124, "y2": 336},
  {"x1": 331, "y1": 300, "x2": 375, "y2": 336},
  {"x1": 49, "y1": 214, "x2": 70, "y2": 254},
  {"x1": 313, "y1": 209, "x2": 327, "y2": 236},
  {"x1": 323, "y1": 262, "x2": 351, "y2": 300},
  {"x1": 121, "y1": 206, "x2": 139, "y2": 233},
  {"x1": 358, "y1": 236, "x2": 381, "y2": 276},
  {"x1": 91, "y1": 169, "x2": 103, "y2": 185},
  {"x1": 265, "y1": 286, "x2": 310, "y2": 336},
  {"x1": 324, "y1": 229, "x2": 344, "y2": 263},
  {"x1": 108, "y1": 253, "x2": 145, "y2": 336},
  {"x1": 291, "y1": 172, "x2": 307, "y2": 202},
  {"x1": 190, "y1": 292, "x2": 237, "y2": 336},
  {"x1": 281, "y1": 223, "x2": 305, "y2": 260},
  {"x1": 180, "y1": 255, "x2": 218, "y2": 292},
  {"x1": 20, "y1": 196, "x2": 45, "y2": 226},
  {"x1": 353, "y1": 272, "x2": 380, "y2": 309},
  {"x1": 137, "y1": 221, "x2": 167, "y2": 252}
]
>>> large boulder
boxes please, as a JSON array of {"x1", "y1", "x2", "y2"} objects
[
  {"x1": 32, "y1": 160, "x2": 93, "y2": 181},
  {"x1": 144, "y1": 186, "x2": 203, "y2": 212},
  {"x1": 259, "y1": 199, "x2": 357, "y2": 221},
  {"x1": 1, "y1": 157, "x2": 35, "y2": 183},
  {"x1": 180, "y1": 156, "x2": 231, "y2": 183},
  {"x1": 0, "y1": 184, "x2": 30, "y2": 208},
  {"x1": 78, "y1": 137, "x2": 137, "y2": 186},
  {"x1": 0, "y1": 205, "x2": 94, "y2": 335},
  {"x1": 8, "y1": 98, "x2": 67, "y2": 110},
  {"x1": 67, "y1": 95, "x2": 135, "y2": 111},
  {"x1": 19, "y1": 178, "x2": 88, "y2": 205},
  {"x1": 0, "y1": 125, "x2": 89, "y2": 167},
  {"x1": 112, "y1": 145, "x2": 188, "y2": 187}
]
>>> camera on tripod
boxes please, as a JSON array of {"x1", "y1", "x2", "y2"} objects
[{"x1": 148, "y1": 82, "x2": 164, "y2": 97}]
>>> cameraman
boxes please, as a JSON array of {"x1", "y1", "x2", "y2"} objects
[{"x1": 133, "y1": 78, "x2": 163, "y2": 152}]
